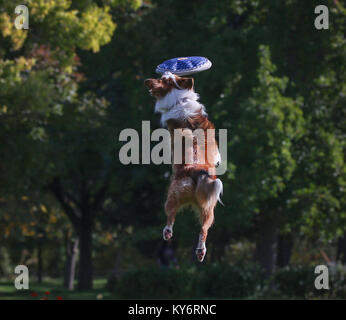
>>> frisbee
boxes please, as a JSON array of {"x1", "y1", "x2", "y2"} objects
[{"x1": 155, "y1": 56, "x2": 212, "y2": 76}]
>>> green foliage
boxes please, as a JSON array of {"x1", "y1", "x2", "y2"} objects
[
  {"x1": 319, "y1": 263, "x2": 346, "y2": 299},
  {"x1": 107, "y1": 266, "x2": 192, "y2": 299},
  {"x1": 1, "y1": 0, "x2": 346, "y2": 296},
  {"x1": 229, "y1": 45, "x2": 305, "y2": 203},
  {"x1": 194, "y1": 263, "x2": 265, "y2": 299},
  {"x1": 272, "y1": 265, "x2": 316, "y2": 298},
  {"x1": 107, "y1": 263, "x2": 265, "y2": 299},
  {"x1": 0, "y1": 0, "x2": 117, "y2": 53},
  {"x1": 77, "y1": 5, "x2": 116, "y2": 52},
  {"x1": 254, "y1": 264, "x2": 346, "y2": 299},
  {"x1": 109, "y1": 262, "x2": 346, "y2": 300}
]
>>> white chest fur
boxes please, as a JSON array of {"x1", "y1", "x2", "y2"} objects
[{"x1": 155, "y1": 88, "x2": 207, "y2": 126}]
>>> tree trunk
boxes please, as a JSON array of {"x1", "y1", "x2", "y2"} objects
[
  {"x1": 108, "y1": 243, "x2": 124, "y2": 281},
  {"x1": 77, "y1": 221, "x2": 93, "y2": 291},
  {"x1": 37, "y1": 238, "x2": 43, "y2": 283},
  {"x1": 49, "y1": 177, "x2": 106, "y2": 291},
  {"x1": 254, "y1": 216, "x2": 277, "y2": 276},
  {"x1": 63, "y1": 235, "x2": 79, "y2": 290},
  {"x1": 276, "y1": 233, "x2": 293, "y2": 268},
  {"x1": 337, "y1": 235, "x2": 346, "y2": 264}
]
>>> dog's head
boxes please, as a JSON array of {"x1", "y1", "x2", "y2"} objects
[{"x1": 144, "y1": 72, "x2": 194, "y2": 99}]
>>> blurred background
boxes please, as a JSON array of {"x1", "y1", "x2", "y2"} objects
[{"x1": 0, "y1": 0, "x2": 345, "y2": 300}]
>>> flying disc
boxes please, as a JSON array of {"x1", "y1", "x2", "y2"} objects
[{"x1": 155, "y1": 56, "x2": 212, "y2": 76}]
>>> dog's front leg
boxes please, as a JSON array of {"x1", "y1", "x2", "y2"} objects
[{"x1": 163, "y1": 195, "x2": 177, "y2": 240}]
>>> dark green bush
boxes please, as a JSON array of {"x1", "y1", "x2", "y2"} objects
[
  {"x1": 268, "y1": 264, "x2": 346, "y2": 299},
  {"x1": 107, "y1": 263, "x2": 346, "y2": 299},
  {"x1": 107, "y1": 263, "x2": 265, "y2": 299},
  {"x1": 272, "y1": 265, "x2": 315, "y2": 298},
  {"x1": 107, "y1": 266, "x2": 193, "y2": 299},
  {"x1": 193, "y1": 263, "x2": 265, "y2": 299}
]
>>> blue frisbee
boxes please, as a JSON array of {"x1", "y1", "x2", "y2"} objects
[{"x1": 155, "y1": 56, "x2": 212, "y2": 76}]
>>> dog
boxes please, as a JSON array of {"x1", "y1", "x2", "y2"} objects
[{"x1": 144, "y1": 71, "x2": 223, "y2": 262}]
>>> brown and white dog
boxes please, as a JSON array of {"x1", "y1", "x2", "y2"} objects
[{"x1": 144, "y1": 72, "x2": 223, "y2": 262}]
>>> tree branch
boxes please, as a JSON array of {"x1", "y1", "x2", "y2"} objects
[
  {"x1": 91, "y1": 178, "x2": 110, "y2": 212},
  {"x1": 49, "y1": 178, "x2": 80, "y2": 229}
]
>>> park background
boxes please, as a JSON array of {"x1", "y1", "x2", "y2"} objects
[{"x1": 0, "y1": 0, "x2": 345, "y2": 300}]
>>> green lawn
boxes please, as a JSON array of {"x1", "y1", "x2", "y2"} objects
[{"x1": 0, "y1": 278, "x2": 117, "y2": 300}]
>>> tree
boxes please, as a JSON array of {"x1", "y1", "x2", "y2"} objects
[
  {"x1": 83, "y1": 0, "x2": 346, "y2": 269},
  {"x1": 0, "y1": 0, "x2": 142, "y2": 290},
  {"x1": 1, "y1": 0, "x2": 345, "y2": 293},
  {"x1": 0, "y1": 194, "x2": 69, "y2": 282},
  {"x1": 220, "y1": 45, "x2": 305, "y2": 274}
]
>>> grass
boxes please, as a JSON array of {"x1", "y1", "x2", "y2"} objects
[{"x1": 0, "y1": 278, "x2": 117, "y2": 300}]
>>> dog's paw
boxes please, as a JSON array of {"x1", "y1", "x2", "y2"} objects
[
  {"x1": 195, "y1": 248, "x2": 207, "y2": 262},
  {"x1": 163, "y1": 226, "x2": 173, "y2": 240}
]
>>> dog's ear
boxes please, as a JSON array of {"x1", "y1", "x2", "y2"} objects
[
  {"x1": 176, "y1": 77, "x2": 194, "y2": 90},
  {"x1": 144, "y1": 79, "x2": 156, "y2": 89}
]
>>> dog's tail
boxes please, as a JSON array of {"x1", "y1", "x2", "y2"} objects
[{"x1": 194, "y1": 170, "x2": 223, "y2": 210}]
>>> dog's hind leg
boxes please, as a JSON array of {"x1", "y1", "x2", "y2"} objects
[
  {"x1": 196, "y1": 208, "x2": 214, "y2": 262},
  {"x1": 163, "y1": 177, "x2": 195, "y2": 240},
  {"x1": 194, "y1": 172, "x2": 222, "y2": 262}
]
